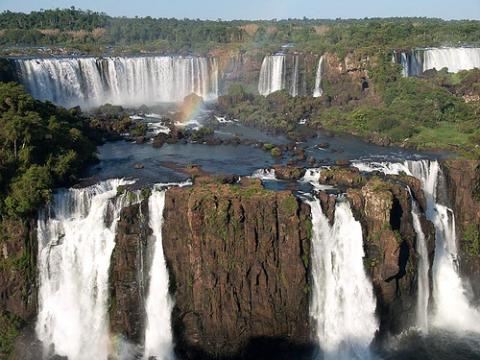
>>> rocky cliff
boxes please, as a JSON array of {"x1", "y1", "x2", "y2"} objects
[
  {"x1": 442, "y1": 159, "x2": 480, "y2": 301},
  {"x1": 215, "y1": 50, "x2": 364, "y2": 98},
  {"x1": 161, "y1": 178, "x2": 313, "y2": 359},
  {"x1": 110, "y1": 200, "x2": 150, "y2": 345},
  {"x1": 0, "y1": 219, "x2": 37, "y2": 358},
  {"x1": 315, "y1": 167, "x2": 435, "y2": 336},
  {"x1": 3, "y1": 160, "x2": 480, "y2": 359}
]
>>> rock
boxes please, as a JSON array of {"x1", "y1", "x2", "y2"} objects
[
  {"x1": 346, "y1": 176, "x2": 435, "y2": 338},
  {"x1": 152, "y1": 133, "x2": 168, "y2": 148},
  {"x1": 109, "y1": 201, "x2": 149, "y2": 343},
  {"x1": 194, "y1": 175, "x2": 239, "y2": 185},
  {"x1": 441, "y1": 159, "x2": 480, "y2": 299},
  {"x1": 134, "y1": 136, "x2": 145, "y2": 144},
  {"x1": 273, "y1": 166, "x2": 306, "y2": 181},
  {"x1": 0, "y1": 219, "x2": 37, "y2": 359},
  {"x1": 319, "y1": 167, "x2": 365, "y2": 188},
  {"x1": 162, "y1": 183, "x2": 313, "y2": 357},
  {"x1": 335, "y1": 159, "x2": 350, "y2": 166},
  {"x1": 294, "y1": 148, "x2": 306, "y2": 161}
]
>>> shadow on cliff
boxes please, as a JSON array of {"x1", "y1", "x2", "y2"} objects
[{"x1": 174, "y1": 337, "x2": 316, "y2": 360}]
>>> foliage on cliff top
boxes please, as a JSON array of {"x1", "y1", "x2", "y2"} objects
[
  {"x1": 0, "y1": 83, "x2": 98, "y2": 217},
  {"x1": 217, "y1": 56, "x2": 480, "y2": 158},
  {"x1": 0, "y1": 8, "x2": 479, "y2": 55}
]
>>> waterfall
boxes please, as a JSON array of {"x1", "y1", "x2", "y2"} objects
[
  {"x1": 144, "y1": 190, "x2": 174, "y2": 360},
  {"x1": 258, "y1": 55, "x2": 286, "y2": 96},
  {"x1": 308, "y1": 197, "x2": 378, "y2": 360},
  {"x1": 13, "y1": 56, "x2": 219, "y2": 108},
  {"x1": 313, "y1": 55, "x2": 324, "y2": 97},
  {"x1": 353, "y1": 159, "x2": 480, "y2": 332},
  {"x1": 290, "y1": 55, "x2": 300, "y2": 97},
  {"x1": 36, "y1": 179, "x2": 135, "y2": 360},
  {"x1": 397, "y1": 48, "x2": 480, "y2": 76},
  {"x1": 406, "y1": 161, "x2": 480, "y2": 332},
  {"x1": 396, "y1": 51, "x2": 424, "y2": 77},
  {"x1": 423, "y1": 48, "x2": 480, "y2": 74},
  {"x1": 410, "y1": 194, "x2": 430, "y2": 332}
]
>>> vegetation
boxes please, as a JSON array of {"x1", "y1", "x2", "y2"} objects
[
  {"x1": 0, "y1": 8, "x2": 479, "y2": 55},
  {"x1": 473, "y1": 164, "x2": 480, "y2": 202},
  {"x1": 0, "y1": 311, "x2": 22, "y2": 357},
  {"x1": 0, "y1": 83, "x2": 97, "y2": 217},
  {"x1": 464, "y1": 224, "x2": 480, "y2": 257},
  {"x1": 217, "y1": 59, "x2": 480, "y2": 157}
]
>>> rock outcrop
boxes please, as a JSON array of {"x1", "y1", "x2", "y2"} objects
[
  {"x1": 162, "y1": 178, "x2": 313, "y2": 359},
  {"x1": 110, "y1": 200, "x2": 150, "y2": 344},
  {"x1": 347, "y1": 177, "x2": 434, "y2": 336},
  {"x1": 314, "y1": 170, "x2": 435, "y2": 336},
  {"x1": 441, "y1": 159, "x2": 480, "y2": 301},
  {"x1": 0, "y1": 219, "x2": 37, "y2": 358}
]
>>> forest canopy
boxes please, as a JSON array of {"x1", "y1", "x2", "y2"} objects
[
  {"x1": 0, "y1": 83, "x2": 97, "y2": 217},
  {"x1": 0, "y1": 8, "x2": 479, "y2": 54}
]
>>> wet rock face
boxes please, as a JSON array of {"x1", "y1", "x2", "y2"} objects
[
  {"x1": 0, "y1": 220, "x2": 37, "y2": 319},
  {"x1": 0, "y1": 219, "x2": 37, "y2": 358},
  {"x1": 343, "y1": 177, "x2": 434, "y2": 337},
  {"x1": 442, "y1": 160, "x2": 480, "y2": 300},
  {"x1": 110, "y1": 201, "x2": 150, "y2": 343},
  {"x1": 161, "y1": 181, "x2": 313, "y2": 359}
]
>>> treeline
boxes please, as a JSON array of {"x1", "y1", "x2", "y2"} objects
[
  {"x1": 0, "y1": 8, "x2": 479, "y2": 54},
  {"x1": 0, "y1": 83, "x2": 98, "y2": 218}
]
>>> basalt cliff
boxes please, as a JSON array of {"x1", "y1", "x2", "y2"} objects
[{"x1": 0, "y1": 160, "x2": 479, "y2": 359}]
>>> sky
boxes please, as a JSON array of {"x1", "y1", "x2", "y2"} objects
[{"x1": 0, "y1": 0, "x2": 479, "y2": 20}]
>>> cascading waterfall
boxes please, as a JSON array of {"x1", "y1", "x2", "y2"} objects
[
  {"x1": 13, "y1": 56, "x2": 219, "y2": 108},
  {"x1": 258, "y1": 55, "x2": 286, "y2": 96},
  {"x1": 290, "y1": 55, "x2": 300, "y2": 97},
  {"x1": 352, "y1": 159, "x2": 480, "y2": 332},
  {"x1": 406, "y1": 160, "x2": 480, "y2": 332},
  {"x1": 423, "y1": 48, "x2": 480, "y2": 74},
  {"x1": 410, "y1": 193, "x2": 430, "y2": 331},
  {"x1": 308, "y1": 197, "x2": 378, "y2": 360},
  {"x1": 313, "y1": 55, "x2": 324, "y2": 97},
  {"x1": 36, "y1": 179, "x2": 135, "y2": 360},
  {"x1": 397, "y1": 47, "x2": 480, "y2": 76},
  {"x1": 395, "y1": 51, "x2": 424, "y2": 77},
  {"x1": 144, "y1": 190, "x2": 174, "y2": 360}
]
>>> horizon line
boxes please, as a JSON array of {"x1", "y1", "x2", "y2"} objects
[{"x1": 0, "y1": 8, "x2": 479, "y2": 22}]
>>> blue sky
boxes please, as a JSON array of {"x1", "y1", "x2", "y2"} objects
[{"x1": 0, "y1": 0, "x2": 479, "y2": 20}]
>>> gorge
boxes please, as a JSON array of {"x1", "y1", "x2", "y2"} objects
[{"x1": 3, "y1": 156, "x2": 480, "y2": 360}]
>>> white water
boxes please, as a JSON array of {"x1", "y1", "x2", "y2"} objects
[
  {"x1": 407, "y1": 161, "x2": 480, "y2": 332},
  {"x1": 258, "y1": 55, "x2": 286, "y2": 96},
  {"x1": 410, "y1": 194, "x2": 430, "y2": 332},
  {"x1": 36, "y1": 179, "x2": 135, "y2": 360},
  {"x1": 313, "y1": 55, "x2": 325, "y2": 97},
  {"x1": 251, "y1": 168, "x2": 277, "y2": 181},
  {"x1": 309, "y1": 197, "x2": 378, "y2": 360},
  {"x1": 14, "y1": 56, "x2": 218, "y2": 108},
  {"x1": 398, "y1": 47, "x2": 480, "y2": 76},
  {"x1": 353, "y1": 160, "x2": 480, "y2": 332},
  {"x1": 144, "y1": 190, "x2": 175, "y2": 360},
  {"x1": 423, "y1": 48, "x2": 480, "y2": 73},
  {"x1": 300, "y1": 168, "x2": 335, "y2": 191}
]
